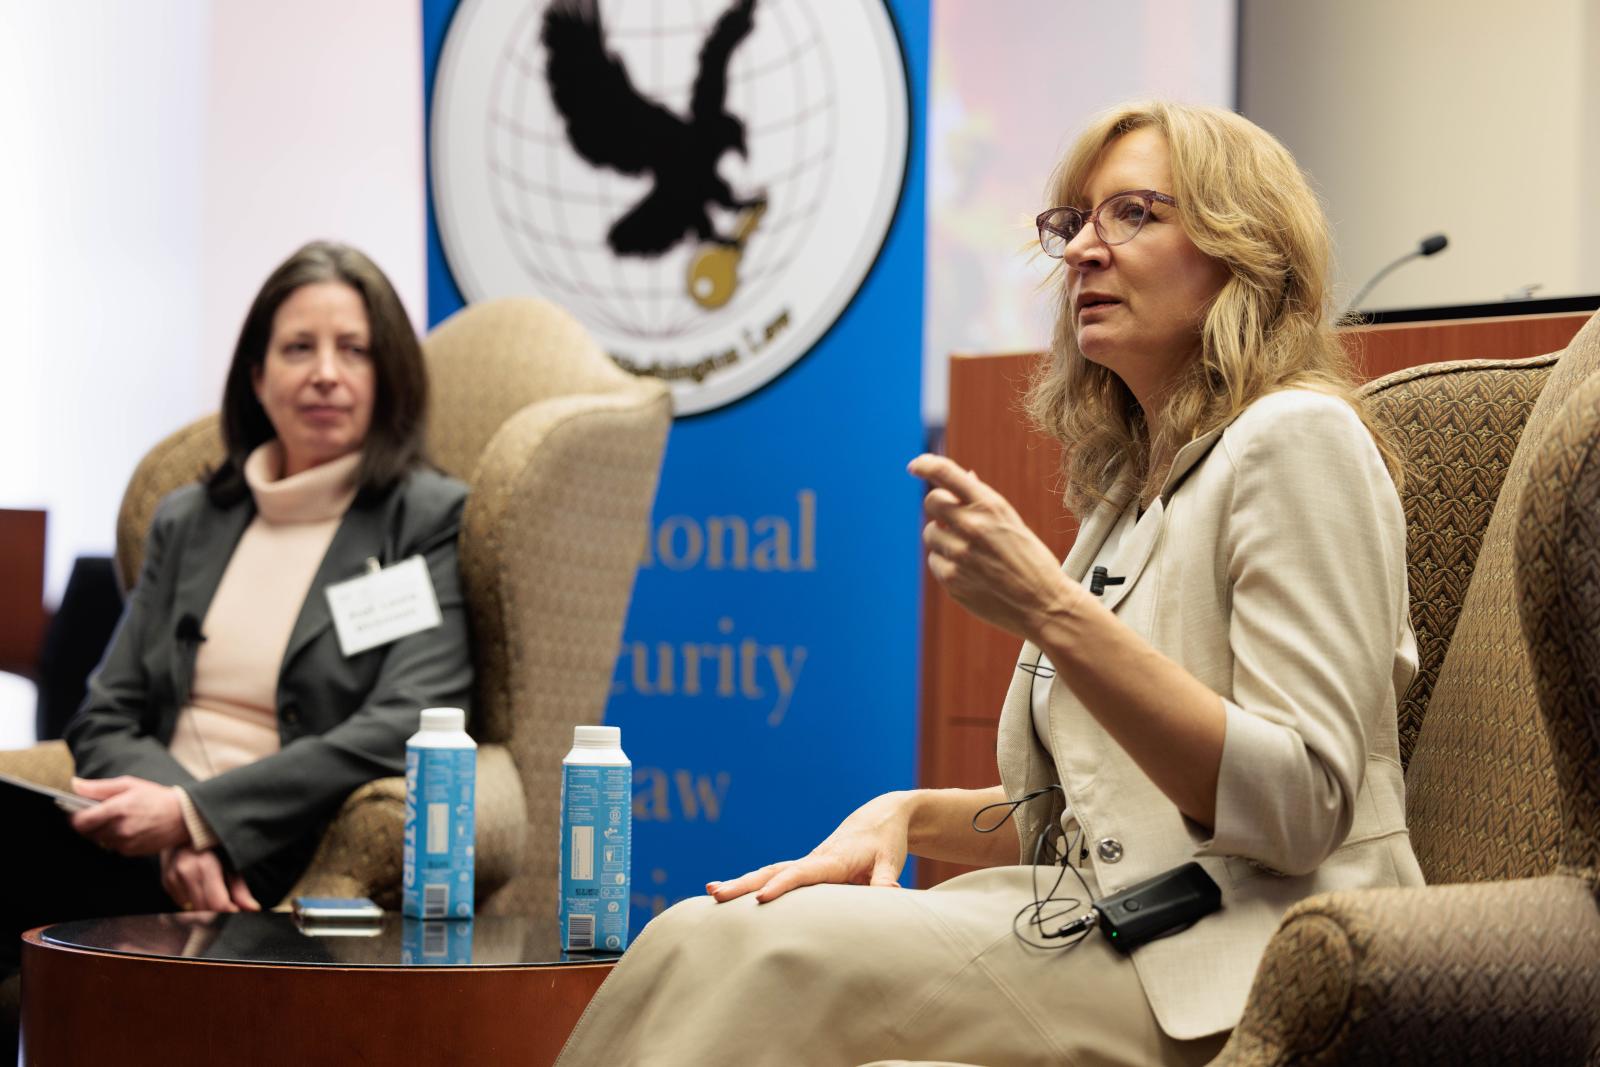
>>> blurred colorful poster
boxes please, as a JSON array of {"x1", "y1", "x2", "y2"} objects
[
  {"x1": 423, "y1": 0, "x2": 928, "y2": 933},
  {"x1": 924, "y1": 0, "x2": 1234, "y2": 425}
]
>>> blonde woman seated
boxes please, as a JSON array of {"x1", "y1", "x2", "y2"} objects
[
  {"x1": 556, "y1": 102, "x2": 1421, "y2": 1067},
  {"x1": 1, "y1": 243, "x2": 471, "y2": 989}
]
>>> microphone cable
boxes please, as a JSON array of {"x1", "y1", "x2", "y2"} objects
[{"x1": 973, "y1": 785, "x2": 1099, "y2": 951}]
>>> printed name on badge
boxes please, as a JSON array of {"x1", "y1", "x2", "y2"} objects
[{"x1": 325, "y1": 556, "x2": 443, "y2": 657}]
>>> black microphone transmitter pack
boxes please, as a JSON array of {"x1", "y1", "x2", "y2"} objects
[{"x1": 1091, "y1": 862, "x2": 1222, "y2": 953}]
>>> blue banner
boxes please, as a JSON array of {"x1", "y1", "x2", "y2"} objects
[{"x1": 423, "y1": 0, "x2": 927, "y2": 932}]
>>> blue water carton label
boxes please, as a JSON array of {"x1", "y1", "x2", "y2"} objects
[
  {"x1": 401, "y1": 917, "x2": 474, "y2": 965},
  {"x1": 403, "y1": 745, "x2": 476, "y2": 918},
  {"x1": 560, "y1": 762, "x2": 631, "y2": 951}
]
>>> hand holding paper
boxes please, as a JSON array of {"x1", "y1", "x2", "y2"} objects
[
  {"x1": 69, "y1": 775, "x2": 190, "y2": 855},
  {"x1": 0, "y1": 770, "x2": 99, "y2": 813}
]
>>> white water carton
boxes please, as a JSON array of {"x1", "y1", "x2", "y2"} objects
[
  {"x1": 560, "y1": 725, "x2": 631, "y2": 951},
  {"x1": 403, "y1": 707, "x2": 476, "y2": 919}
]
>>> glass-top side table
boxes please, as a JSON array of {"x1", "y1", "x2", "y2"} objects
[
  {"x1": 22, "y1": 913, "x2": 621, "y2": 1065},
  {"x1": 41, "y1": 910, "x2": 621, "y2": 969}
]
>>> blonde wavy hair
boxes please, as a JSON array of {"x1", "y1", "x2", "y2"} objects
[{"x1": 1025, "y1": 101, "x2": 1400, "y2": 517}]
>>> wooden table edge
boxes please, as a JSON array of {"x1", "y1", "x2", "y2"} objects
[{"x1": 21, "y1": 925, "x2": 615, "y2": 1066}]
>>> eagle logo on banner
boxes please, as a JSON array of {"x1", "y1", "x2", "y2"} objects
[
  {"x1": 543, "y1": 0, "x2": 767, "y2": 299},
  {"x1": 431, "y1": 0, "x2": 909, "y2": 415}
]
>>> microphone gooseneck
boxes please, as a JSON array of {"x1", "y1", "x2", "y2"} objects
[{"x1": 1340, "y1": 233, "x2": 1449, "y2": 322}]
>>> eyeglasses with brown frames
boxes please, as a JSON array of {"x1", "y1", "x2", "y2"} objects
[{"x1": 1036, "y1": 190, "x2": 1178, "y2": 257}]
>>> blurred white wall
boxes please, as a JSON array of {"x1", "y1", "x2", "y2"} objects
[
  {"x1": 923, "y1": 0, "x2": 1236, "y2": 425},
  {"x1": 0, "y1": 2, "x2": 209, "y2": 605},
  {"x1": 0, "y1": 1, "x2": 424, "y2": 604},
  {"x1": 199, "y1": 2, "x2": 427, "y2": 405},
  {"x1": 1240, "y1": 0, "x2": 1600, "y2": 313}
]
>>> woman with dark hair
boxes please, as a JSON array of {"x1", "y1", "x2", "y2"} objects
[
  {"x1": 2, "y1": 241, "x2": 471, "y2": 968},
  {"x1": 207, "y1": 240, "x2": 433, "y2": 506},
  {"x1": 556, "y1": 102, "x2": 1421, "y2": 1066}
]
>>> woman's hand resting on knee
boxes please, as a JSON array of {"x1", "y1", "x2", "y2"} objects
[
  {"x1": 707, "y1": 791, "x2": 915, "y2": 904},
  {"x1": 160, "y1": 846, "x2": 261, "y2": 913}
]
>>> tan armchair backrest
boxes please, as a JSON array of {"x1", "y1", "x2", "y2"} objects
[
  {"x1": 1516, "y1": 366, "x2": 1600, "y2": 883},
  {"x1": 115, "y1": 416, "x2": 224, "y2": 593},
  {"x1": 423, "y1": 296, "x2": 649, "y2": 480},
  {"x1": 1361, "y1": 309, "x2": 1600, "y2": 887},
  {"x1": 1360, "y1": 355, "x2": 1555, "y2": 769}
]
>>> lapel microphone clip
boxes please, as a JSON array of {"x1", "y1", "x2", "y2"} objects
[
  {"x1": 175, "y1": 614, "x2": 207, "y2": 643},
  {"x1": 1089, "y1": 566, "x2": 1125, "y2": 597}
]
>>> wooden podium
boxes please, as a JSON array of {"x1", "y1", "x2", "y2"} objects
[{"x1": 916, "y1": 308, "x2": 1593, "y2": 889}]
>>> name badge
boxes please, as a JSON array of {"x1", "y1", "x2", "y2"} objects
[{"x1": 325, "y1": 556, "x2": 443, "y2": 657}]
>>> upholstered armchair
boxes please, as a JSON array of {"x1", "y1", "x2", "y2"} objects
[
  {"x1": 4, "y1": 297, "x2": 670, "y2": 922},
  {"x1": 1215, "y1": 310, "x2": 1600, "y2": 1065}
]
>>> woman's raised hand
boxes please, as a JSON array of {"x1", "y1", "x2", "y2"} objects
[
  {"x1": 909, "y1": 454, "x2": 1083, "y2": 641},
  {"x1": 707, "y1": 791, "x2": 914, "y2": 905}
]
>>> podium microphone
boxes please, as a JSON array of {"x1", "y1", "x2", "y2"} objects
[{"x1": 1340, "y1": 233, "x2": 1449, "y2": 322}]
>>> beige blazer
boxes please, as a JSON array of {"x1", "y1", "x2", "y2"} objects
[{"x1": 996, "y1": 388, "x2": 1424, "y2": 1040}]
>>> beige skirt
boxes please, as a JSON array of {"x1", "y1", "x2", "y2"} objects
[{"x1": 554, "y1": 866, "x2": 1228, "y2": 1067}]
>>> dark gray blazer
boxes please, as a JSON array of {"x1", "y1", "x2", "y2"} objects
[{"x1": 66, "y1": 468, "x2": 473, "y2": 906}]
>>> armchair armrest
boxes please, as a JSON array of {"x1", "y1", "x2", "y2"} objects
[
  {"x1": 282, "y1": 743, "x2": 526, "y2": 911},
  {"x1": 1215, "y1": 876, "x2": 1600, "y2": 1066},
  {"x1": 282, "y1": 777, "x2": 406, "y2": 908},
  {"x1": 0, "y1": 739, "x2": 73, "y2": 791}
]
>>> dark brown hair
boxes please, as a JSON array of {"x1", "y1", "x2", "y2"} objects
[{"x1": 207, "y1": 241, "x2": 429, "y2": 506}]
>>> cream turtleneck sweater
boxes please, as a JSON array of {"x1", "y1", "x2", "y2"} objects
[{"x1": 168, "y1": 442, "x2": 360, "y2": 848}]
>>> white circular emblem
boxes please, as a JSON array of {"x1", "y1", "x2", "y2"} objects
[{"x1": 431, "y1": 0, "x2": 909, "y2": 415}]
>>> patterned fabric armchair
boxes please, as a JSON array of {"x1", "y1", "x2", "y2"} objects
[
  {"x1": 3, "y1": 298, "x2": 670, "y2": 922},
  {"x1": 1216, "y1": 309, "x2": 1600, "y2": 1065}
]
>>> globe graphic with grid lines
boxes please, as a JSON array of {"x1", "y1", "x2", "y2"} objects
[
  {"x1": 485, "y1": 0, "x2": 833, "y2": 342},
  {"x1": 432, "y1": 0, "x2": 908, "y2": 414}
]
